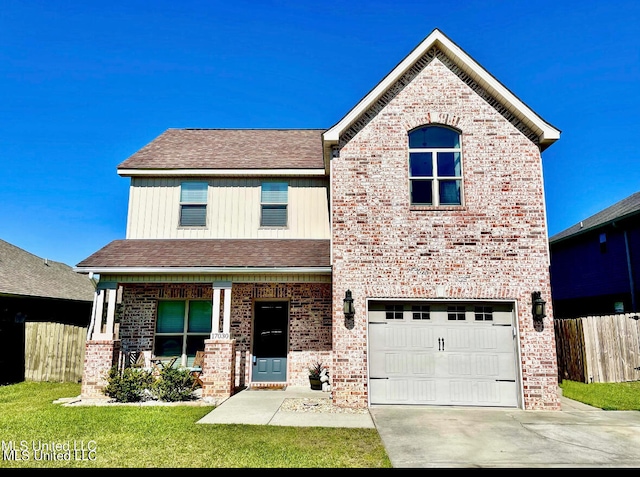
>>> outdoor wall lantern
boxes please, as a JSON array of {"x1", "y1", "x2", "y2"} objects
[
  {"x1": 531, "y1": 291, "x2": 546, "y2": 322},
  {"x1": 343, "y1": 289, "x2": 355, "y2": 318}
]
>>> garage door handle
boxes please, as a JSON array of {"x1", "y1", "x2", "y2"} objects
[
  {"x1": 438, "y1": 337, "x2": 445, "y2": 351},
  {"x1": 370, "y1": 377, "x2": 389, "y2": 380}
]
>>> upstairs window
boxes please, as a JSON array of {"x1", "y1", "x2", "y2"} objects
[
  {"x1": 180, "y1": 182, "x2": 207, "y2": 227},
  {"x1": 261, "y1": 182, "x2": 288, "y2": 227},
  {"x1": 409, "y1": 125, "x2": 462, "y2": 206}
]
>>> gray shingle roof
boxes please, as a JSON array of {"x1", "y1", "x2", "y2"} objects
[
  {"x1": 0, "y1": 239, "x2": 95, "y2": 301},
  {"x1": 550, "y1": 191, "x2": 640, "y2": 243},
  {"x1": 76, "y1": 239, "x2": 331, "y2": 269},
  {"x1": 118, "y1": 129, "x2": 326, "y2": 170}
]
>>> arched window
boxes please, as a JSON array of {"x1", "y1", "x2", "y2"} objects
[{"x1": 408, "y1": 125, "x2": 462, "y2": 206}]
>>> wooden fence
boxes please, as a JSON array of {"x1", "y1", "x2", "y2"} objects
[
  {"x1": 555, "y1": 313, "x2": 640, "y2": 383},
  {"x1": 24, "y1": 322, "x2": 87, "y2": 382}
]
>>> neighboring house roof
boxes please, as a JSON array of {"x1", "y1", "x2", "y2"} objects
[
  {"x1": 323, "y1": 28, "x2": 561, "y2": 159},
  {"x1": 0, "y1": 239, "x2": 95, "y2": 302},
  {"x1": 549, "y1": 191, "x2": 640, "y2": 243},
  {"x1": 75, "y1": 239, "x2": 331, "y2": 273},
  {"x1": 117, "y1": 128, "x2": 326, "y2": 175}
]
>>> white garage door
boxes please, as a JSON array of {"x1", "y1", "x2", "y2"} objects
[{"x1": 368, "y1": 301, "x2": 519, "y2": 407}]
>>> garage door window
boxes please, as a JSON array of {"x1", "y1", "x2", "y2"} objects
[
  {"x1": 475, "y1": 306, "x2": 493, "y2": 321},
  {"x1": 447, "y1": 305, "x2": 466, "y2": 320},
  {"x1": 412, "y1": 305, "x2": 430, "y2": 320},
  {"x1": 385, "y1": 305, "x2": 403, "y2": 320}
]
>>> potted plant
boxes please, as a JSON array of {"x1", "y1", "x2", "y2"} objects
[{"x1": 308, "y1": 361, "x2": 326, "y2": 390}]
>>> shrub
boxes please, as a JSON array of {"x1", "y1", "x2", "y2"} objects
[
  {"x1": 104, "y1": 366, "x2": 154, "y2": 403},
  {"x1": 151, "y1": 367, "x2": 197, "y2": 402}
]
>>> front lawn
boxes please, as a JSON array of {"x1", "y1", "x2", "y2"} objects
[{"x1": 0, "y1": 382, "x2": 391, "y2": 468}]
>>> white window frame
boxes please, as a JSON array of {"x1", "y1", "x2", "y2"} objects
[
  {"x1": 260, "y1": 181, "x2": 288, "y2": 227},
  {"x1": 408, "y1": 126, "x2": 463, "y2": 206},
  {"x1": 179, "y1": 181, "x2": 208, "y2": 227}
]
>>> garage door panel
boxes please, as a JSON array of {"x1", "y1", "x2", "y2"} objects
[
  {"x1": 444, "y1": 327, "x2": 471, "y2": 350},
  {"x1": 445, "y1": 353, "x2": 472, "y2": 377},
  {"x1": 411, "y1": 353, "x2": 437, "y2": 376},
  {"x1": 411, "y1": 326, "x2": 436, "y2": 348},
  {"x1": 474, "y1": 352, "x2": 516, "y2": 379},
  {"x1": 370, "y1": 378, "x2": 439, "y2": 404},
  {"x1": 369, "y1": 300, "x2": 519, "y2": 407}
]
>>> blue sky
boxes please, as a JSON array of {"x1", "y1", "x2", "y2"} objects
[{"x1": 1, "y1": 0, "x2": 639, "y2": 267}]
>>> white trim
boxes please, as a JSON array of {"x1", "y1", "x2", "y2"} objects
[
  {"x1": 222, "y1": 288, "x2": 231, "y2": 334},
  {"x1": 74, "y1": 266, "x2": 332, "y2": 274},
  {"x1": 323, "y1": 29, "x2": 560, "y2": 148},
  {"x1": 104, "y1": 288, "x2": 117, "y2": 340},
  {"x1": 212, "y1": 289, "x2": 221, "y2": 334},
  {"x1": 118, "y1": 168, "x2": 326, "y2": 177}
]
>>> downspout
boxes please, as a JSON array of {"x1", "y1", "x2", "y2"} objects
[{"x1": 623, "y1": 229, "x2": 637, "y2": 312}]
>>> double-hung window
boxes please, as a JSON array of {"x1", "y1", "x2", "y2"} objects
[
  {"x1": 260, "y1": 182, "x2": 288, "y2": 227},
  {"x1": 180, "y1": 181, "x2": 208, "y2": 227},
  {"x1": 409, "y1": 126, "x2": 462, "y2": 206},
  {"x1": 154, "y1": 300, "x2": 212, "y2": 366}
]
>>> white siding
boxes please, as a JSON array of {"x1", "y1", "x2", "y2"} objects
[{"x1": 125, "y1": 177, "x2": 330, "y2": 239}]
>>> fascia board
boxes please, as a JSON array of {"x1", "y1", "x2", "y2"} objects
[
  {"x1": 117, "y1": 168, "x2": 327, "y2": 177},
  {"x1": 74, "y1": 266, "x2": 332, "y2": 275}
]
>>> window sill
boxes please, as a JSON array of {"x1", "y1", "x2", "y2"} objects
[{"x1": 410, "y1": 205, "x2": 466, "y2": 212}]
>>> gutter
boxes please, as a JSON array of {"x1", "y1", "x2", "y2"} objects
[{"x1": 74, "y1": 266, "x2": 332, "y2": 275}]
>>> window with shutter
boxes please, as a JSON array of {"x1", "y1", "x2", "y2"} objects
[
  {"x1": 260, "y1": 182, "x2": 288, "y2": 227},
  {"x1": 179, "y1": 182, "x2": 207, "y2": 227}
]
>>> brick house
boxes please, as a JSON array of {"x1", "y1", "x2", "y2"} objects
[{"x1": 75, "y1": 29, "x2": 561, "y2": 410}]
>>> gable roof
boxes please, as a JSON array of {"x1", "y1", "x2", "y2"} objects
[
  {"x1": 323, "y1": 28, "x2": 560, "y2": 159},
  {"x1": 75, "y1": 239, "x2": 331, "y2": 273},
  {"x1": 550, "y1": 191, "x2": 640, "y2": 243},
  {"x1": 118, "y1": 128, "x2": 326, "y2": 176},
  {"x1": 0, "y1": 240, "x2": 95, "y2": 302}
]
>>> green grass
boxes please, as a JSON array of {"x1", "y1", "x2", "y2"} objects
[
  {"x1": 0, "y1": 382, "x2": 392, "y2": 468},
  {"x1": 560, "y1": 380, "x2": 640, "y2": 411}
]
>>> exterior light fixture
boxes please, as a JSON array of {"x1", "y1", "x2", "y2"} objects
[
  {"x1": 343, "y1": 289, "x2": 355, "y2": 318},
  {"x1": 531, "y1": 291, "x2": 546, "y2": 322}
]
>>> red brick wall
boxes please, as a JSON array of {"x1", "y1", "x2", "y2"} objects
[
  {"x1": 231, "y1": 283, "x2": 332, "y2": 386},
  {"x1": 81, "y1": 340, "x2": 120, "y2": 398},
  {"x1": 331, "y1": 56, "x2": 560, "y2": 410},
  {"x1": 114, "y1": 282, "x2": 332, "y2": 388}
]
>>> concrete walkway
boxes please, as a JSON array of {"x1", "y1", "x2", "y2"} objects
[
  {"x1": 197, "y1": 387, "x2": 640, "y2": 467},
  {"x1": 197, "y1": 386, "x2": 375, "y2": 428}
]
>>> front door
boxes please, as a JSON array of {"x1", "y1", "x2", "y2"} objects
[{"x1": 252, "y1": 301, "x2": 288, "y2": 382}]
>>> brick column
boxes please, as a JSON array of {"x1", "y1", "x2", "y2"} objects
[
  {"x1": 81, "y1": 339, "x2": 120, "y2": 398},
  {"x1": 201, "y1": 338, "x2": 236, "y2": 400}
]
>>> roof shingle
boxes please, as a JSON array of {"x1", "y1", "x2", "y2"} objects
[
  {"x1": 550, "y1": 191, "x2": 640, "y2": 243},
  {"x1": 0, "y1": 240, "x2": 95, "y2": 301},
  {"x1": 76, "y1": 239, "x2": 331, "y2": 269},
  {"x1": 118, "y1": 129, "x2": 326, "y2": 170}
]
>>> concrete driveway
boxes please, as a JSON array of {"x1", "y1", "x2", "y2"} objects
[{"x1": 369, "y1": 398, "x2": 640, "y2": 468}]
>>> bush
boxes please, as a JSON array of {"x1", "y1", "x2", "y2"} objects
[
  {"x1": 151, "y1": 367, "x2": 197, "y2": 402},
  {"x1": 105, "y1": 364, "x2": 198, "y2": 403},
  {"x1": 104, "y1": 366, "x2": 154, "y2": 403}
]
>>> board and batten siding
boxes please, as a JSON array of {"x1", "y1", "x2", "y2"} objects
[{"x1": 126, "y1": 177, "x2": 330, "y2": 239}]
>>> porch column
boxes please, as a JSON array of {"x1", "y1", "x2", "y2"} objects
[
  {"x1": 212, "y1": 288, "x2": 221, "y2": 333},
  {"x1": 222, "y1": 286, "x2": 232, "y2": 334},
  {"x1": 86, "y1": 289, "x2": 104, "y2": 340},
  {"x1": 211, "y1": 281, "x2": 232, "y2": 337},
  {"x1": 88, "y1": 282, "x2": 118, "y2": 340}
]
